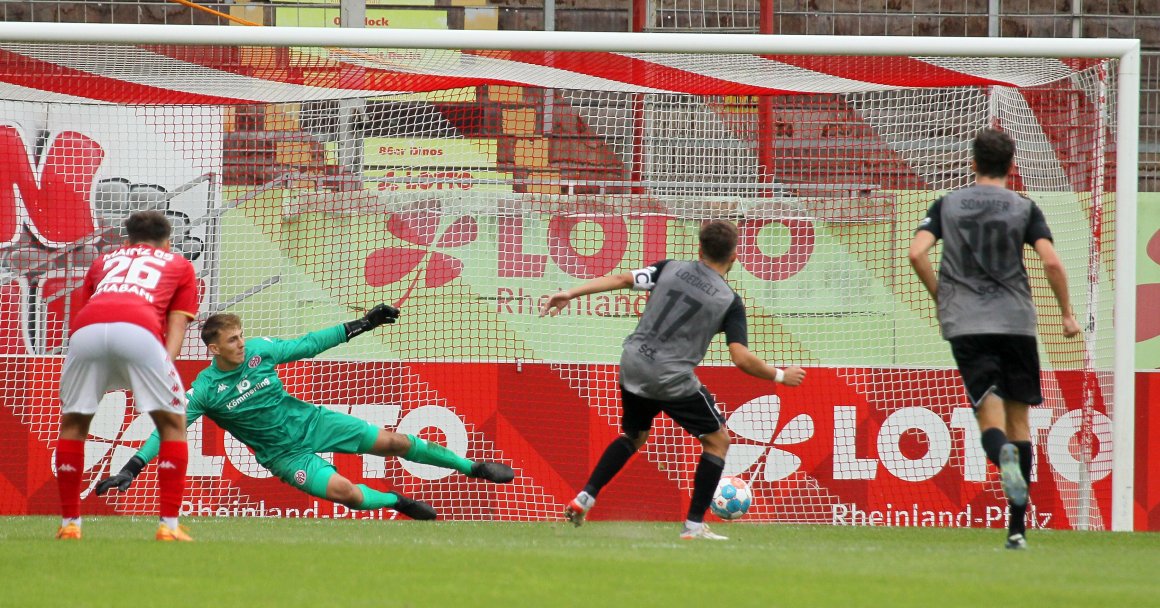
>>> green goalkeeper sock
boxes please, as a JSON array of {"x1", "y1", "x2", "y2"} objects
[
  {"x1": 404, "y1": 435, "x2": 474, "y2": 475},
  {"x1": 356, "y1": 485, "x2": 399, "y2": 510}
]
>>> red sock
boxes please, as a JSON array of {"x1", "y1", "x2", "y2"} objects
[
  {"x1": 156, "y1": 441, "x2": 188, "y2": 519},
  {"x1": 55, "y1": 439, "x2": 85, "y2": 520}
]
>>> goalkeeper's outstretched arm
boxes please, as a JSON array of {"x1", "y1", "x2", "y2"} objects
[
  {"x1": 344, "y1": 303, "x2": 400, "y2": 340},
  {"x1": 95, "y1": 395, "x2": 205, "y2": 496},
  {"x1": 266, "y1": 304, "x2": 401, "y2": 364},
  {"x1": 94, "y1": 454, "x2": 147, "y2": 496}
]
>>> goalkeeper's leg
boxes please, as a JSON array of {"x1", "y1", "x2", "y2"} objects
[
  {"x1": 273, "y1": 454, "x2": 435, "y2": 520},
  {"x1": 365, "y1": 430, "x2": 514, "y2": 483},
  {"x1": 316, "y1": 411, "x2": 513, "y2": 482}
]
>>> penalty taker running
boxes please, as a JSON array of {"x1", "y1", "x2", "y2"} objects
[{"x1": 98, "y1": 306, "x2": 515, "y2": 523}]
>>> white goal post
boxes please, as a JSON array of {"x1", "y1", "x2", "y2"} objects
[{"x1": 0, "y1": 23, "x2": 1139, "y2": 531}]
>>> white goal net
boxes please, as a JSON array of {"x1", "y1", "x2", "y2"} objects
[{"x1": 0, "y1": 25, "x2": 1138, "y2": 530}]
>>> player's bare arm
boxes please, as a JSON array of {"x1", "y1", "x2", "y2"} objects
[
  {"x1": 908, "y1": 230, "x2": 939, "y2": 303},
  {"x1": 164, "y1": 311, "x2": 193, "y2": 361},
  {"x1": 728, "y1": 342, "x2": 806, "y2": 386},
  {"x1": 1033, "y1": 238, "x2": 1081, "y2": 338},
  {"x1": 540, "y1": 273, "x2": 634, "y2": 316}
]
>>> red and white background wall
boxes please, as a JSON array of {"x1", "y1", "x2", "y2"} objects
[{"x1": 0, "y1": 78, "x2": 1156, "y2": 531}]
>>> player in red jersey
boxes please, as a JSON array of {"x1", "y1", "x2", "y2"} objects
[{"x1": 54, "y1": 210, "x2": 199, "y2": 542}]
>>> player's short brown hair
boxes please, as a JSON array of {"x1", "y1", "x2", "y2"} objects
[
  {"x1": 201, "y1": 313, "x2": 242, "y2": 346},
  {"x1": 699, "y1": 219, "x2": 739, "y2": 264},
  {"x1": 973, "y1": 128, "x2": 1016, "y2": 178},
  {"x1": 124, "y1": 210, "x2": 172, "y2": 245}
]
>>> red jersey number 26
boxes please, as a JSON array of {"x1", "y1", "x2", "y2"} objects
[{"x1": 97, "y1": 255, "x2": 165, "y2": 291}]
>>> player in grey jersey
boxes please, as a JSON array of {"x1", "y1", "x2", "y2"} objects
[
  {"x1": 909, "y1": 128, "x2": 1081, "y2": 550},
  {"x1": 541, "y1": 220, "x2": 805, "y2": 540}
]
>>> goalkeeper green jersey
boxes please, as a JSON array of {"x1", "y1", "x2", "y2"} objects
[{"x1": 135, "y1": 324, "x2": 348, "y2": 466}]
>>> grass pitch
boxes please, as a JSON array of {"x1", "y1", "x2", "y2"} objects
[{"x1": 1, "y1": 516, "x2": 1156, "y2": 608}]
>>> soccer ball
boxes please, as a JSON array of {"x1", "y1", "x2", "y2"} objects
[{"x1": 710, "y1": 476, "x2": 752, "y2": 520}]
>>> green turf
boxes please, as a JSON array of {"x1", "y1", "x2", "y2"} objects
[{"x1": 1, "y1": 516, "x2": 1156, "y2": 608}]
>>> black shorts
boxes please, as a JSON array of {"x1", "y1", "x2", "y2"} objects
[
  {"x1": 620, "y1": 384, "x2": 725, "y2": 438},
  {"x1": 948, "y1": 334, "x2": 1043, "y2": 410}
]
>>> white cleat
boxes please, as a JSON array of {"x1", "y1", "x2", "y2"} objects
[
  {"x1": 680, "y1": 523, "x2": 728, "y2": 541},
  {"x1": 564, "y1": 493, "x2": 594, "y2": 527},
  {"x1": 999, "y1": 443, "x2": 1028, "y2": 507},
  {"x1": 1005, "y1": 533, "x2": 1028, "y2": 550}
]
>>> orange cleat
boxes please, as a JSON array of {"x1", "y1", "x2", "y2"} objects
[
  {"x1": 156, "y1": 523, "x2": 194, "y2": 542},
  {"x1": 56, "y1": 523, "x2": 82, "y2": 540}
]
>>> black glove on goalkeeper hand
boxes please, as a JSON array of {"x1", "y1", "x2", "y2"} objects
[
  {"x1": 344, "y1": 304, "x2": 400, "y2": 340},
  {"x1": 94, "y1": 455, "x2": 146, "y2": 496}
]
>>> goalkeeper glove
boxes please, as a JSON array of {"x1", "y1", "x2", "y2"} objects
[
  {"x1": 94, "y1": 455, "x2": 146, "y2": 495},
  {"x1": 344, "y1": 303, "x2": 400, "y2": 340}
]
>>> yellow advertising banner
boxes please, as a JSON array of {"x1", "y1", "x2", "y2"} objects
[
  {"x1": 363, "y1": 138, "x2": 498, "y2": 168},
  {"x1": 273, "y1": 0, "x2": 436, "y2": 7},
  {"x1": 324, "y1": 138, "x2": 512, "y2": 192},
  {"x1": 275, "y1": 7, "x2": 446, "y2": 28}
]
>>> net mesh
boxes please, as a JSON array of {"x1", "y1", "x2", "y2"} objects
[{"x1": 0, "y1": 41, "x2": 1119, "y2": 529}]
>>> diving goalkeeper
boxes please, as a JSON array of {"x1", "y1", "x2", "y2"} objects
[{"x1": 97, "y1": 306, "x2": 514, "y2": 524}]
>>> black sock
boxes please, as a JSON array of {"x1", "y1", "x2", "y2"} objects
[
  {"x1": 1008, "y1": 440, "x2": 1033, "y2": 536},
  {"x1": 582, "y1": 436, "x2": 637, "y2": 497},
  {"x1": 686, "y1": 453, "x2": 725, "y2": 524},
  {"x1": 980, "y1": 427, "x2": 1008, "y2": 468}
]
